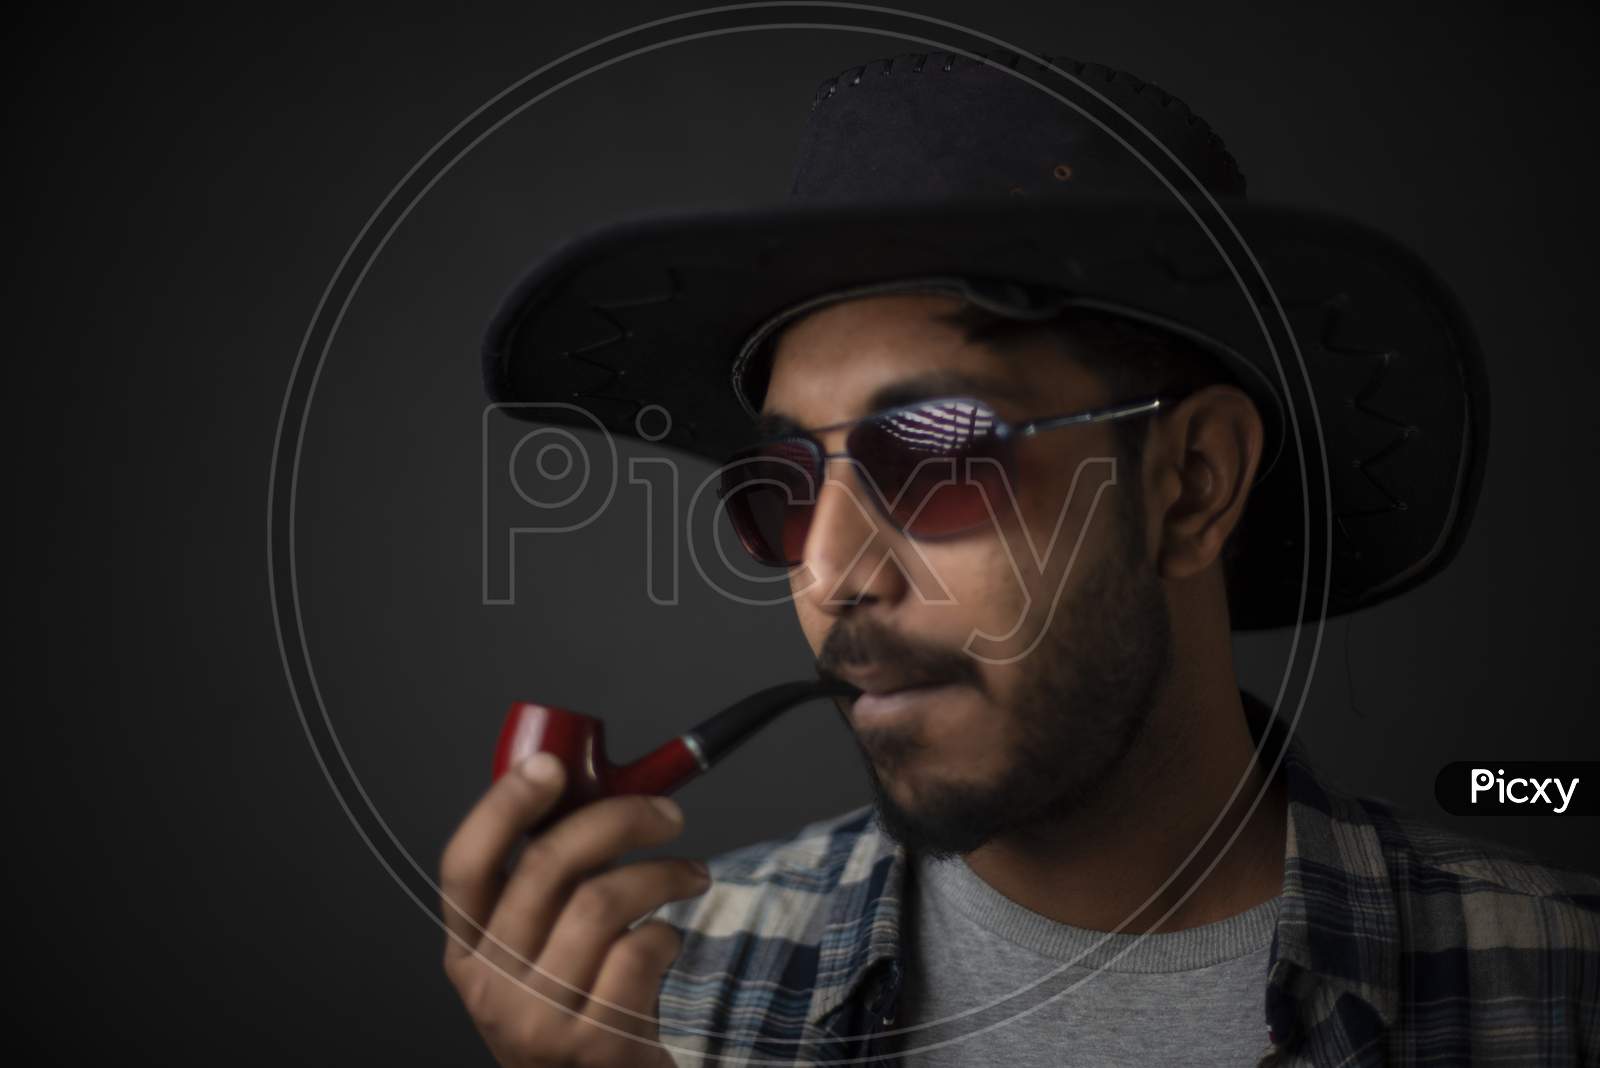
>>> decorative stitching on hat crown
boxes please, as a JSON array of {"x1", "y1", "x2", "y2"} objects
[
  {"x1": 1306, "y1": 296, "x2": 1419, "y2": 556},
  {"x1": 544, "y1": 269, "x2": 699, "y2": 444}
]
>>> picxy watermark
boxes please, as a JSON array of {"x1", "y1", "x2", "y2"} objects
[
  {"x1": 1435, "y1": 762, "x2": 1598, "y2": 816},
  {"x1": 1470, "y1": 768, "x2": 1580, "y2": 814}
]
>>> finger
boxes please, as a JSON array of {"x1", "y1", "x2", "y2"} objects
[
  {"x1": 478, "y1": 794, "x2": 688, "y2": 968},
  {"x1": 532, "y1": 858, "x2": 710, "y2": 1010},
  {"x1": 580, "y1": 920, "x2": 689, "y2": 1056},
  {"x1": 439, "y1": 753, "x2": 567, "y2": 963}
]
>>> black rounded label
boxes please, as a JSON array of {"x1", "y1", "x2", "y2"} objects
[{"x1": 1435, "y1": 763, "x2": 1596, "y2": 816}]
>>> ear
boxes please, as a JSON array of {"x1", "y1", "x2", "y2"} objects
[{"x1": 1147, "y1": 385, "x2": 1263, "y2": 580}]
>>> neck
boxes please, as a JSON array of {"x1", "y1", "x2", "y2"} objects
[{"x1": 961, "y1": 616, "x2": 1287, "y2": 933}]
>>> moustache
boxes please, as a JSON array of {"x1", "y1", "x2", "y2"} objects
[{"x1": 817, "y1": 618, "x2": 985, "y2": 694}]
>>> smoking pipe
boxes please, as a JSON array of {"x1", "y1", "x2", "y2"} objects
[{"x1": 491, "y1": 676, "x2": 860, "y2": 828}]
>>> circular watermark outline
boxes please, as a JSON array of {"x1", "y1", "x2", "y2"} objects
[{"x1": 265, "y1": 4, "x2": 1331, "y2": 1063}]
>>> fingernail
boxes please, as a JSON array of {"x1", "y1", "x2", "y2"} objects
[
  {"x1": 649, "y1": 796, "x2": 683, "y2": 824},
  {"x1": 519, "y1": 752, "x2": 563, "y2": 785},
  {"x1": 688, "y1": 859, "x2": 711, "y2": 882}
]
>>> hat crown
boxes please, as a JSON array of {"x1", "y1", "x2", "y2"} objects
[{"x1": 789, "y1": 52, "x2": 1246, "y2": 205}]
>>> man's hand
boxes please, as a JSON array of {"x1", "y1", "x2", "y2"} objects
[{"x1": 440, "y1": 753, "x2": 710, "y2": 1067}]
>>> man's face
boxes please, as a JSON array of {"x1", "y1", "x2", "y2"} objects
[{"x1": 760, "y1": 292, "x2": 1174, "y2": 858}]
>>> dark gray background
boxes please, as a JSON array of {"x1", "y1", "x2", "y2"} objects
[{"x1": 14, "y1": 1, "x2": 1598, "y2": 1063}]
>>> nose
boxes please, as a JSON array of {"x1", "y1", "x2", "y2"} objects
[{"x1": 799, "y1": 454, "x2": 910, "y2": 615}]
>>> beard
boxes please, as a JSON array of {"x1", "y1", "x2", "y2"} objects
[{"x1": 821, "y1": 488, "x2": 1173, "y2": 860}]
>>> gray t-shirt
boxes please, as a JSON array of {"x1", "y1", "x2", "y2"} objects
[{"x1": 884, "y1": 851, "x2": 1278, "y2": 1065}]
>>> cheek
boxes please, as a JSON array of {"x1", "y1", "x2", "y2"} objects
[
  {"x1": 1015, "y1": 436, "x2": 1123, "y2": 514},
  {"x1": 937, "y1": 547, "x2": 1033, "y2": 711},
  {"x1": 1009, "y1": 448, "x2": 1126, "y2": 584},
  {"x1": 914, "y1": 538, "x2": 1023, "y2": 631}
]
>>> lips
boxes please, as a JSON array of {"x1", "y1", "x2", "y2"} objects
[
  {"x1": 846, "y1": 681, "x2": 967, "y2": 728},
  {"x1": 831, "y1": 664, "x2": 951, "y2": 698}
]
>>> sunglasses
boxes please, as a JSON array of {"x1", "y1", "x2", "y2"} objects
[{"x1": 719, "y1": 393, "x2": 1179, "y2": 567}]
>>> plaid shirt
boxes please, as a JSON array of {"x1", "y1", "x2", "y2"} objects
[{"x1": 649, "y1": 693, "x2": 1600, "y2": 1065}]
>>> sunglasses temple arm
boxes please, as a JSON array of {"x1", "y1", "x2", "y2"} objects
[{"x1": 1019, "y1": 395, "x2": 1170, "y2": 437}]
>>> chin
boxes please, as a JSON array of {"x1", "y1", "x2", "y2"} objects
[{"x1": 858, "y1": 749, "x2": 1020, "y2": 858}]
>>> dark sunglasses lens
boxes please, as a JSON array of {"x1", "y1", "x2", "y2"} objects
[
  {"x1": 721, "y1": 439, "x2": 818, "y2": 565},
  {"x1": 850, "y1": 399, "x2": 1008, "y2": 536}
]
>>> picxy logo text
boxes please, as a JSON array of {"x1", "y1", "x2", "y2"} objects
[
  {"x1": 1469, "y1": 768, "x2": 1579, "y2": 814},
  {"x1": 1435, "y1": 762, "x2": 1598, "y2": 817}
]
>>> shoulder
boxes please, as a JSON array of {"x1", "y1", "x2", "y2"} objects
[
  {"x1": 1359, "y1": 796, "x2": 1600, "y2": 951},
  {"x1": 1280, "y1": 778, "x2": 1600, "y2": 1061}
]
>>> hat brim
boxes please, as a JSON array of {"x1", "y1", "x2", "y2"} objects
[{"x1": 483, "y1": 195, "x2": 1488, "y2": 631}]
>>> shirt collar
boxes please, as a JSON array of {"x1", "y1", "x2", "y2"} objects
[
  {"x1": 805, "y1": 689, "x2": 1402, "y2": 1038},
  {"x1": 806, "y1": 805, "x2": 907, "y2": 1026}
]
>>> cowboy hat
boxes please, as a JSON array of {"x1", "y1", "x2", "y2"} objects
[{"x1": 481, "y1": 50, "x2": 1488, "y2": 631}]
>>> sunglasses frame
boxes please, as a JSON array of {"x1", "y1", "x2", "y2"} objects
[{"x1": 720, "y1": 391, "x2": 1183, "y2": 567}]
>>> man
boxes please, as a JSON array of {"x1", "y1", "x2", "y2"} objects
[{"x1": 442, "y1": 52, "x2": 1599, "y2": 1065}]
